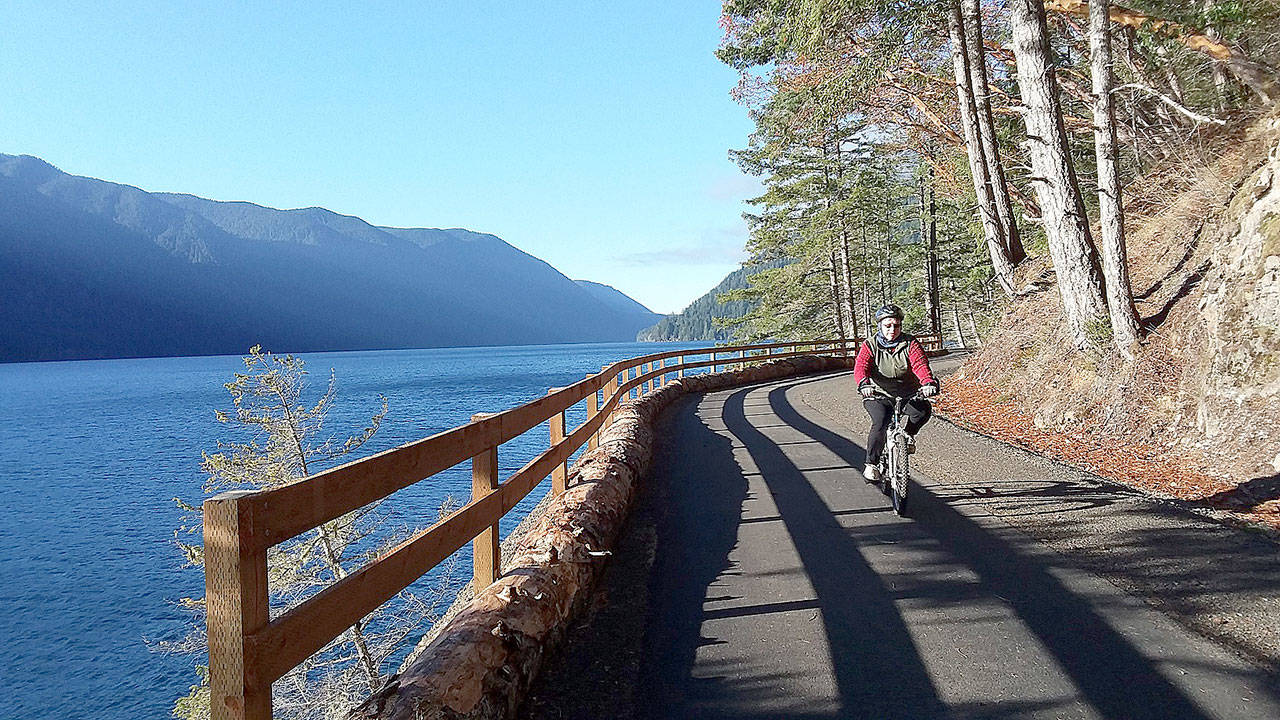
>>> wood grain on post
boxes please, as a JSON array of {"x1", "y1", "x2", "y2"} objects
[
  {"x1": 587, "y1": 373, "x2": 600, "y2": 450},
  {"x1": 204, "y1": 491, "x2": 271, "y2": 720},
  {"x1": 548, "y1": 388, "x2": 567, "y2": 494},
  {"x1": 677, "y1": 353, "x2": 684, "y2": 378},
  {"x1": 471, "y1": 413, "x2": 499, "y2": 591}
]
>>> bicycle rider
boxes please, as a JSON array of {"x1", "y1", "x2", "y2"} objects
[{"x1": 853, "y1": 304, "x2": 940, "y2": 483}]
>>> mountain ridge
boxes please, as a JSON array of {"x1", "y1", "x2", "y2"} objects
[{"x1": 0, "y1": 154, "x2": 661, "y2": 362}]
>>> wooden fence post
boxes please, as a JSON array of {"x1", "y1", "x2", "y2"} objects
[
  {"x1": 677, "y1": 353, "x2": 684, "y2": 378},
  {"x1": 587, "y1": 374, "x2": 600, "y2": 450},
  {"x1": 548, "y1": 389, "x2": 567, "y2": 494},
  {"x1": 205, "y1": 492, "x2": 271, "y2": 720},
  {"x1": 471, "y1": 413, "x2": 499, "y2": 591},
  {"x1": 711, "y1": 351, "x2": 718, "y2": 374}
]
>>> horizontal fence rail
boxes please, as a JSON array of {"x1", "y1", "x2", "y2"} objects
[{"x1": 203, "y1": 335, "x2": 942, "y2": 719}]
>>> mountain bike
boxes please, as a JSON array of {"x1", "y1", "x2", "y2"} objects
[{"x1": 877, "y1": 394, "x2": 928, "y2": 516}]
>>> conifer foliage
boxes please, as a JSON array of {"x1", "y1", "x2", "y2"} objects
[{"x1": 717, "y1": 0, "x2": 1279, "y2": 354}]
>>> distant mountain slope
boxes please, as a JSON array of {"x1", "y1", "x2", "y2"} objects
[
  {"x1": 0, "y1": 154, "x2": 657, "y2": 362},
  {"x1": 637, "y1": 260, "x2": 784, "y2": 342},
  {"x1": 574, "y1": 280, "x2": 662, "y2": 327}
]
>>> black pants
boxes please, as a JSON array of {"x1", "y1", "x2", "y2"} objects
[{"x1": 863, "y1": 395, "x2": 932, "y2": 465}]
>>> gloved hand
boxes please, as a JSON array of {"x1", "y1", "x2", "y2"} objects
[
  {"x1": 860, "y1": 386, "x2": 875, "y2": 399},
  {"x1": 920, "y1": 384, "x2": 938, "y2": 398}
]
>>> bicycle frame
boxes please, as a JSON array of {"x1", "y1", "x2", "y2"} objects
[{"x1": 878, "y1": 395, "x2": 921, "y2": 516}]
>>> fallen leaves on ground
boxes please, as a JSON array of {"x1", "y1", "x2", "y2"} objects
[{"x1": 935, "y1": 375, "x2": 1280, "y2": 531}]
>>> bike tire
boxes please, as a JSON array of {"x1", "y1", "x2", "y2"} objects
[{"x1": 890, "y1": 432, "x2": 910, "y2": 516}]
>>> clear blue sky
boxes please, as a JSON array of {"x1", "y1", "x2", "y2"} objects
[{"x1": 1, "y1": 2, "x2": 761, "y2": 314}]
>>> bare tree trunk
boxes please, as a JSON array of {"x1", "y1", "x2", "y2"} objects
[
  {"x1": 861, "y1": 224, "x2": 874, "y2": 336},
  {"x1": 884, "y1": 222, "x2": 894, "y2": 300},
  {"x1": 920, "y1": 177, "x2": 943, "y2": 338},
  {"x1": 949, "y1": 279, "x2": 969, "y2": 349},
  {"x1": 962, "y1": 0, "x2": 1026, "y2": 264},
  {"x1": 839, "y1": 229, "x2": 860, "y2": 337},
  {"x1": 828, "y1": 251, "x2": 848, "y2": 344},
  {"x1": 926, "y1": 176, "x2": 943, "y2": 337},
  {"x1": 824, "y1": 141, "x2": 856, "y2": 339},
  {"x1": 1090, "y1": 0, "x2": 1142, "y2": 354},
  {"x1": 1010, "y1": 0, "x2": 1109, "y2": 350},
  {"x1": 949, "y1": 0, "x2": 1019, "y2": 297},
  {"x1": 964, "y1": 295, "x2": 983, "y2": 346}
]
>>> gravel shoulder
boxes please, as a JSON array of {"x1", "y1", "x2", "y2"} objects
[{"x1": 796, "y1": 365, "x2": 1280, "y2": 672}]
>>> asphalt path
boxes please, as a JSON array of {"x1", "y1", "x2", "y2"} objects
[{"x1": 521, "y1": 366, "x2": 1280, "y2": 720}]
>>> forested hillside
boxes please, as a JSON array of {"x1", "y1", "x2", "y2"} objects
[
  {"x1": 637, "y1": 260, "x2": 784, "y2": 341},
  {"x1": 717, "y1": 0, "x2": 1280, "y2": 521},
  {"x1": 0, "y1": 156, "x2": 660, "y2": 361}
]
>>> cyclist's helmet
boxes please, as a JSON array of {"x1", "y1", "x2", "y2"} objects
[{"x1": 875, "y1": 304, "x2": 904, "y2": 322}]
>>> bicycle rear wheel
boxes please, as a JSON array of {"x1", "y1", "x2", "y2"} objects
[{"x1": 890, "y1": 432, "x2": 910, "y2": 516}]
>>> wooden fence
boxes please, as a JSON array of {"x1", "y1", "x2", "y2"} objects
[{"x1": 203, "y1": 335, "x2": 941, "y2": 719}]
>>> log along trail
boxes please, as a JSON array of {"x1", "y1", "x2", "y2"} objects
[{"x1": 522, "y1": 356, "x2": 1280, "y2": 720}]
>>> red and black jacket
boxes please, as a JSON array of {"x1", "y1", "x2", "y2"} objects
[{"x1": 853, "y1": 334, "x2": 938, "y2": 398}]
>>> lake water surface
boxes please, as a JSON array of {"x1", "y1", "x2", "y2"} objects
[{"x1": 0, "y1": 342, "x2": 703, "y2": 719}]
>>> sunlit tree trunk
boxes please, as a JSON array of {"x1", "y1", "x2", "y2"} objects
[
  {"x1": 948, "y1": 0, "x2": 1018, "y2": 297},
  {"x1": 963, "y1": 0, "x2": 1026, "y2": 264},
  {"x1": 828, "y1": 251, "x2": 848, "y2": 344},
  {"x1": 964, "y1": 295, "x2": 982, "y2": 346},
  {"x1": 949, "y1": 279, "x2": 969, "y2": 349},
  {"x1": 839, "y1": 229, "x2": 860, "y2": 337},
  {"x1": 861, "y1": 225, "x2": 874, "y2": 336},
  {"x1": 925, "y1": 175, "x2": 943, "y2": 337},
  {"x1": 1009, "y1": 0, "x2": 1109, "y2": 349},
  {"x1": 1090, "y1": 0, "x2": 1142, "y2": 354},
  {"x1": 884, "y1": 223, "x2": 894, "y2": 300}
]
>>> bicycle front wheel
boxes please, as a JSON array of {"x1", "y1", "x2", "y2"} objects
[{"x1": 890, "y1": 432, "x2": 910, "y2": 516}]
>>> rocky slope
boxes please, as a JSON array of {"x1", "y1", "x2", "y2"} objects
[{"x1": 949, "y1": 109, "x2": 1280, "y2": 526}]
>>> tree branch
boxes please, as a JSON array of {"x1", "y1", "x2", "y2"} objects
[{"x1": 1112, "y1": 83, "x2": 1227, "y2": 125}]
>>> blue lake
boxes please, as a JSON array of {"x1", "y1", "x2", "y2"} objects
[{"x1": 0, "y1": 341, "x2": 705, "y2": 719}]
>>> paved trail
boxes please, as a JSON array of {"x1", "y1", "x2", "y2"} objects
[{"x1": 522, "y1": 368, "x2": 1280, "y2": 720}]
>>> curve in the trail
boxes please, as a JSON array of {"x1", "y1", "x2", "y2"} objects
[{"x1": 523, "y1": 370, "x2": 1280, "y2": 720}]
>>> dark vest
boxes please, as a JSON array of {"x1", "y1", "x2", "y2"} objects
[{"x1": 864, "y1": 334, "x2": 920, "y2": 398}]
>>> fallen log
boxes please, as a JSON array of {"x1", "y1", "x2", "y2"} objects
[{"x1": 348, "y1": 355, "x2": 851, "y2": 720}]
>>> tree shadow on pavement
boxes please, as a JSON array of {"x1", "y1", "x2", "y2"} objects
[
  {"x1": 722, "y1": 387, "x2": 950, "y2": 719},
  {"x1": 770, "y1": 385, "x2": 1226, "y2": 720},
  {"x1": 637, "y1": 388, "x2": 762, "y2": 719},
  {"x1": 638, "y1": 385, "x2": 950, "y2": 719}
]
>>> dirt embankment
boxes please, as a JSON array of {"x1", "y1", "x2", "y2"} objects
[{"x1": 943, "y1": 109, "x2": 1280, "y2": 531}]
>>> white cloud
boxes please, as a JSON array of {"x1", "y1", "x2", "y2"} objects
[{"x1": 613, "y1": 227, "x2": 749, "y2": 267}]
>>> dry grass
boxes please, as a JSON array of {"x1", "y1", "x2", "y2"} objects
[{"x1": 945, "y1": 107, "x2": 1280, "y2": 531}]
